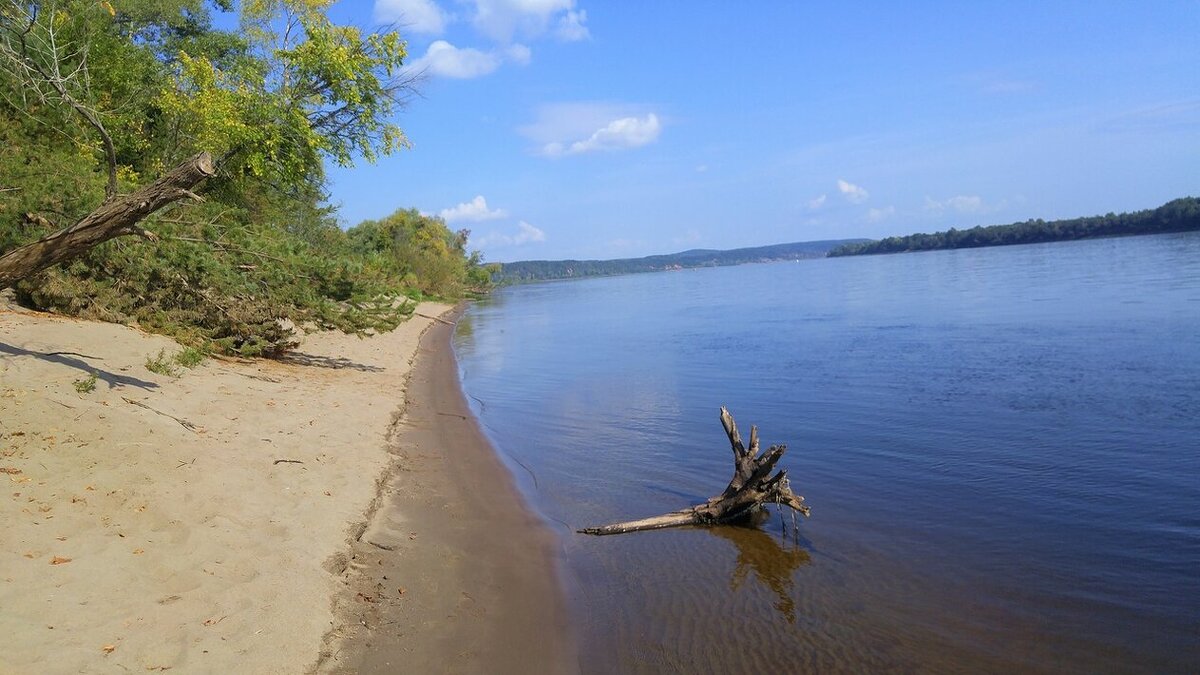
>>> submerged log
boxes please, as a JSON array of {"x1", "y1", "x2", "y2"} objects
[{"x1": 579, "y1": 407, "x2": 811, "y2": 536}]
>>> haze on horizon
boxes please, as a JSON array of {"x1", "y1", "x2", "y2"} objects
[{"x1": 321, "y1": 1, "x2": 1199, "y2": 263}]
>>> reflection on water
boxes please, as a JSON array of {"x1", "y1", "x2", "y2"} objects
[
  {"x1": 710, "y1": 512, "x2": 811, "y2": 624},
  {"x1": 457, "y1": 233, "x2": 1200, "y2": 673}
]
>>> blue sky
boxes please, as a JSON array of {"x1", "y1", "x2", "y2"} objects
[{"x1": 317, "y1": 1, "x2": 1197, "y2": 262}]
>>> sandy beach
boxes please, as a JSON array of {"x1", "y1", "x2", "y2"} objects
[
  {"x1": 318, "y1": 309, "x2": 576, "y2": 674},
  {"x1": 0, "y1": 300, "x2": 571, "y2": 673}
]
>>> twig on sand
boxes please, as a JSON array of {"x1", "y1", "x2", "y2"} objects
[
  {"x1": 121, "y1": 397, "x2": 199, "y2": 432},
  {"x1": 414, "y1": 312, "x2": 453, "y2": 326},
  {"x1": 272, "y1": 459, "x2": 304, "y2": 465}
]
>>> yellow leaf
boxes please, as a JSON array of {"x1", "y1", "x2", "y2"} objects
[
  {"x1": 100, "y1": 1, "x2": 115, "y2": 17},
  {"x1": 50, "y1": 556, "x2": 71, "y2": 565},
  {"x1": 101, "y1": 644, "x2": 116, "y2": 654}
]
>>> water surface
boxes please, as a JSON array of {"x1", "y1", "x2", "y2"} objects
[{"x1": 455, "y1": 234, "x2": 1200, "y2": 673}]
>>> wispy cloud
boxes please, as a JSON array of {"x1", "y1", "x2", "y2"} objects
[
  {"x1": 965, "y1": 71, "x2": 1037, "y2": 95},
  {"x1": 520, "y1": 102, "x2": 659, "y2": 150},
  {"x1": 555, "y1": 9, "x2": 590, "y2": 41},
  {"x1": 505, "y1": 43, "x2": 532, "y2": 65},
  {"x1": 471, "y1": 0, "x2": 588, "y2": 43},
  {"x1": 837, "y1": 179, "x2": 869, "y2": 204},
  {"x1": 1097, "y1": 100, "x2": 1200, "y2": 134},
  {"x1": 475, "y1": 220, "x2": 546, "y2": 247},
  {"x1": 374, "y1": 0, "x2": 447, "y2": 34},
  {"x1": 807, "y1": 194, "x2": 827, "y2": 210},
  {"x1": 924, "y1": 195, "x2": 994, "y2": 215},
  {"x1": 439, "y1": 195, "x2": 508, "y2": 222},
  {"x1": 867, "y1": 205, "x2": 895, "y2": 222}
]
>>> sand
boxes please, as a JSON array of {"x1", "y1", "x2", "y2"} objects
[
  {"x1": 317, "y1": 310, "x2": 577, "y2": 674},
  {"x1": 0, "y1": 300, "x2": 499, "y2": 673}
]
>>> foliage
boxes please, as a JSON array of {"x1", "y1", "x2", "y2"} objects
[
  {"x1": 145, "y1": 349, "x2": 179, "y2": 377},
  {"x1": 495, "y1": 239, "x2": 867, "y2": 284},
  {"x1": 72, "y1": 371, "x2": 97, "y2": 393},
  {"x1": 0, "y1": 0, "x2": 486, "y2": 356},
  {"x1": 828, "y1": 198, "x2": 1200, "y2": 257},
  {"x1": 347, "y1": 208, "x2": 480, "y2": 298},
  {"x1": 175, "y1": 346, "x2": 205, "y2": 368}
]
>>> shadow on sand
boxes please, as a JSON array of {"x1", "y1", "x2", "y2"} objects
[
  {"x1": 0, "y1": 342, "x2": 159, "y2": 390},
  {"x1": 278, "y1": 351, "x2": 385, "y2": 372}
]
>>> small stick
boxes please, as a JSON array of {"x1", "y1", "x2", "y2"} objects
[
  {"x1": 272, "y1": 459, "x2": 304, "y2": 465},
  {"x1": 122, "y1": 397, "x2": 198, "y2": 432},
  {"x1": 414, "y1": 312, "x2": 454, "y2": 326}
]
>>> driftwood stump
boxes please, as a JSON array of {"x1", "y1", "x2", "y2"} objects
[{"x1": 579, "y1": 407, "x2": 810, "y2": 535}]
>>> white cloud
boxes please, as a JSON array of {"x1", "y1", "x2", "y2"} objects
[
  {"x1": 807, "y1": 194, "x2": 827, "y2": 209},
  {"x1": 471, "y1": 0, "x2": 586, "y2": 43},
  {"x1": 695, "y1": 164, "x2": 709, "y2": 173},
  {"x1": 924, "y1": 195, "x2": 985, "y2": 214},
  {"x1": 837, "y1": 179, "x2": 869, "y2": 204},
  {"x1": 514, "y1": 220, "x2": 546, "y2": 243},
  {"x1": 555, "y1": 9, "x2": 589, "y2": 41},
  {"x1": 409, "y1": 40, "x2": 499, "y2": 78},
  {"x1": 867, "y1": 205, "x2": 895, "y2": 222},
  {"x1": 673, "y1": 229, "x2": 702, "y2": 245},
  {"x1": 374, "y1": 0, "x2": 447, "y2": 34},
  {"x1": 439, "y1": 195, "x2": 508, "y2": 222},
  {"x1": 475, "y1": 220, "x2": 546, "y2": 247},
  {"x1": 541, "y1": 113, "x2": 662, "y2": 156}
]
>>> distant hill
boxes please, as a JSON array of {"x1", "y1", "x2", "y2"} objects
[
  {"x1": 495, "y1": 239, "x2": 868, "y2": 283},
  {"x1": 827, "y1": 197, "x2": 1200, "y2": 257}
]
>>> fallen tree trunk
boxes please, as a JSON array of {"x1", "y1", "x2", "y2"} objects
[
  {"x1": 0, "y1": 152, "x2": 216, "y2": 290},
  {"x1": 579, "y1": 407, "x2": 811, "y2": 536}
]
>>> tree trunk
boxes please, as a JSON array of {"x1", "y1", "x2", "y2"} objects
[
  {"x1": 0, "y1": 152, "x2": 216, "y2": 290},
  {"x1": 579, "y1": 407, "x2": 811, "y2": 536}
]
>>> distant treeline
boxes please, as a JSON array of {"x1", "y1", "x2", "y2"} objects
[
  {"x1": 827, "y1": 197, "x2": 1200, "y2": 257},
  {"x1": 496, "y1": 239, "x2": 867, "y2": 283}
]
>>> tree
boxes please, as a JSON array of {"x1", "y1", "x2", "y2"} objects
[{"x1": 0, "y1": 0, "x2": 416, "y2": 289}]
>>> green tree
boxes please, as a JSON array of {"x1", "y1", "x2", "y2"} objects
[
  {"x1": 0, "y1": 0, "x2": 415, "y2": 286},
  {"x1": 0, "y1": 0, "x2": 480, "y2": 357}
]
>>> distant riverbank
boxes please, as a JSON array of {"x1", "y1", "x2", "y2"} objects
[{"x1": 827, "y1": 196, "x2": 1199, "y2": 257}]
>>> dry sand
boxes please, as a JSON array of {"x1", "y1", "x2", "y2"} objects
[{"x1": 0, "y1": 300, "x2": 491, "y2": 673}]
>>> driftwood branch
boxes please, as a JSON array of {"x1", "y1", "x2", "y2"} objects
[
  {"x1": 579, "y1": 407, "x2": 810, "y2": 536},
  {"x1": 0, "y1": 152, "x2": 216, "y2": 289}
]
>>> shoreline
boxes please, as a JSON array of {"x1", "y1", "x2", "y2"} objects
[
  {"x1": 319, "y1": 305, "x2": 577, "y2": 673},
  {"x1": 4, "y1": 300, "x2": 528, "y2": 672}
]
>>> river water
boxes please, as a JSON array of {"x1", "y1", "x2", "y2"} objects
[{"x1": 454, "y1": 233, "x2": 1200, "y2": 673}]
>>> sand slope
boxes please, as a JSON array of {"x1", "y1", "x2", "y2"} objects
[{"x1": 0, "y1": 302, "x2": 449, "y2": 673}]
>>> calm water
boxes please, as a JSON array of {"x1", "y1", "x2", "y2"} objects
[{"x1": 454, "y1": 234, "x2": 1200, "y2": 673}]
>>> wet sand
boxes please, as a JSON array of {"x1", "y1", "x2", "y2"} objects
[{"x1": 319, "y1": 308, "x2": 577, "y2": 674}]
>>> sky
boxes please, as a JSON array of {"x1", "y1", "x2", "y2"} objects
[{"x1": 313, "y1": 1, "x2": 1198, "y2": 262}]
